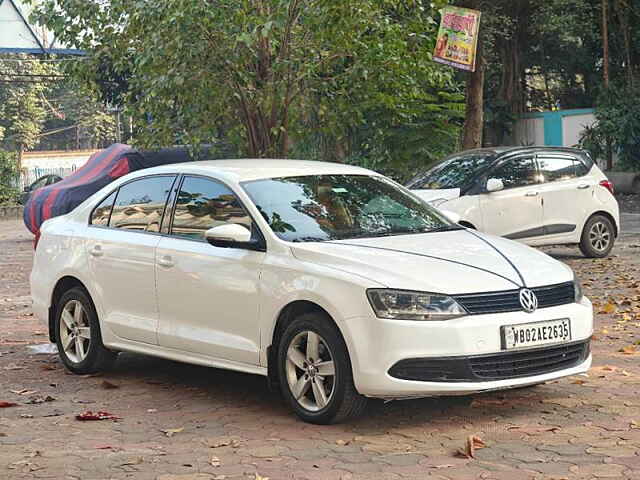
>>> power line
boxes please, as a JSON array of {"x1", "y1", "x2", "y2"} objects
[
  {"x1": 0, "y1": 72, "x2": 67, "y2": 78},
  {"x1": 0, "y1": 79, "x2": 65, "y2": 83},
  {"x1": 0, "y1": 57, "x2": 86, "y2": 63}
]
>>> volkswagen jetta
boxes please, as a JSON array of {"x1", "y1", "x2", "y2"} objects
[{"x1": 31, "y1": 160, "x2": 593, "y2": 423}]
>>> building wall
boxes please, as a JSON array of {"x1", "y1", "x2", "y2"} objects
[
  {"x1": 511, "y1": 117, "x2": 544, "y2": 146},
  {"x1": 22, "y1": 149, "x2": 97, "y2": 170},
  {"x1": 19, "y1": 149, "x2": 98, "y2": 189},
  {"x1": 510, "y1": 108, "x2": 595, "y2": 148},
  {"x1": 562, "y1": 113, "x2": 596, "y2": 149}
]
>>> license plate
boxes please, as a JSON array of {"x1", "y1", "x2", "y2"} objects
[{"x1": 501, "y1": 319, "x2": 571, "y2": 350}]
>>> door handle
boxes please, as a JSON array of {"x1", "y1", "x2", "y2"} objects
[
  {"x1": 577, "y1": 183, "x2": 590, "y2": 189},
  {"x1": 89, "y1": 245, "x2": 103, "y2": 257},
  {"x1": 525, "y1": 191, "x2": 539, "y2": 197},
  {"x1": 157, "y1": 255, "x2": 174, "y2": 268}
]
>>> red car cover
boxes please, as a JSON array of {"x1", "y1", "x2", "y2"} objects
[{"x1": 24, "y1": 143, "x2": 198, "y2": 235}]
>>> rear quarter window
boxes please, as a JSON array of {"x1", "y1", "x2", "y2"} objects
[{"x1": 90, "y1": 191, "x2": 117, "y2": 226}]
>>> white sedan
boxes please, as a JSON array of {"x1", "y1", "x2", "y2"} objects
[{"x1": 31, "y1": 160, "x2": 593, "y2": 424}]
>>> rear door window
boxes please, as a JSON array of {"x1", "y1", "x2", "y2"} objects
[
  {"x1": 110, "y1": 175, "x2": 176, "y2": 232},
  {"x1": 537, "y1": 156, "x2": 580, "y2": 183}
]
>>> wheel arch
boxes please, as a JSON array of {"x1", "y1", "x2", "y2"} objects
[
  {"x1": 585, "y1": 210, "x2": 618, "y2": 238},
  {"x1": 48, "y1": 276, "x2": 91, "y2": 343},
  {"x1": 266, "y1": 300, "x2": 345, "y2": 391}
]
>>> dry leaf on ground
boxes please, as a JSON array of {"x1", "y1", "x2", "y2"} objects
[
  {"x1": 455, "y1": 435, "x2": 486, "y2": 458},
  {"x1": 75, "y1": 411, "x2": 119, "y2": 421},
  {"x1": 161, "y1": 427, "x2": 184, "y2": 437},
  {"x1": 507, "y1": 425, "x2": 561, "y2": 435},
  {"x1": 620, "y1": 345, "x2": 639, "y2": 355}
]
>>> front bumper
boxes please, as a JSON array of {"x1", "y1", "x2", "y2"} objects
[{"x1": 343, "y1": 296, "x2": 593, "y2": 398}]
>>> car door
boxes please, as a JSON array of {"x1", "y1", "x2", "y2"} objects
[
  {"x1": 86, "y1": 174, "x2": 177, "y2": 345},
  {"x1": 155, "y1": 175, "x2": 265, "y2": 365},
  {"x1": 479, "y1": 154, "x2": 544, "y2": 240},
  {"x1": 536, "y1": 153, "x2": 592, "y2": 238}
]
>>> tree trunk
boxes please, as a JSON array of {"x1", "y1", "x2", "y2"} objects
[
  {"x1": 17, "y1": 143, "x2": 24, "y2": 173},
  {"x1": 613, "y1": 0, "x2": 633, "y2": 88},
  {"x1": 602, "y1": 0, "x2": 613, "y2": 170},
  {"x1": 602, "y1": 0, "x2": 610, "y2": 89},
  {"x1": 462, "y1": 38, "x2": 484, "y2": 149},
  {"x1": 461, "y1": 0, "x2": 484, "y2": 150}
]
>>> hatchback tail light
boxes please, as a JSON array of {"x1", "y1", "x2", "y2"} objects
[{"x1": 599, "y1": 179, "x2": 614, "y2": 195}]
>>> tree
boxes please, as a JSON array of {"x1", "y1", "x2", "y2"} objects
[
  {"x1": 32, "y1": 0, "x2": 462, "y2": 166},
  {"x1": 0, "y1": 55, "x2": 118, "y2": 158},
  {"x1": 0, "y1": 57, "x2": 53, "y2": 169}
]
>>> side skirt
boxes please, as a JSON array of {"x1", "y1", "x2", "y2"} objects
[{"x1": 105, "y1": 338, "x2": 268, "y2": 377}]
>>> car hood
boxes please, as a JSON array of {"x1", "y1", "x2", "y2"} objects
[
  {"x1": 290, "y1": 230, "x2": 573, "y2": 295},
  {"x1": 411, "y1": 188, "x2": 460, "y2": 204}
]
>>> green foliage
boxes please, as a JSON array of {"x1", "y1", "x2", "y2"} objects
[
  {"x1": 32, "y1": 0, "x2": 462, "y2": 170},
  {"x1": 0, "y1": 55, "x2": 117, "y2": 153},
  {"x1": 0, "y1": 150, "x2": 20, "y2": 205},
  {"x1": 579, "y1": 85, "x2": 640, "y2": 171},
  {"x1": 0, "y1": 57, "x2": 53, "y2": 152}
]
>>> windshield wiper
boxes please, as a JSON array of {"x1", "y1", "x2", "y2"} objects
[
  {"x1": 425, "y1": 225, "x2": 465, "y2": 233},
  {"x1": 345, "y1": 231, "x2": 399, "y2": 239},
  {"x1": 292, "y1": 236, "x2": 328, "y2": 242}
]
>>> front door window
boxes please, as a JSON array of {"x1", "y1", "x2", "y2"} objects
[{"x1": 490, "y1": 156, "x2": 538, "y2": 189}]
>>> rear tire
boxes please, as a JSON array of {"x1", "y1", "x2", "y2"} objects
[
  {"x1": 277, "y1": 312, "x2": 368, "y2": 424},
  {"x1": 55, "y1": 287, "x2": 117, "y2": 374},
  {"x1": 579, "y1": 214, "x2": 615, "y2": 258}
]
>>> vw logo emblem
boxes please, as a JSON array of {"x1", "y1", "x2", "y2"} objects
[{"x1": 519, "y1": 288, "x2": 538, "y2": 313}]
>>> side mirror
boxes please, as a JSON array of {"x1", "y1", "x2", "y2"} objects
[
  {"x1": 204, "y1": 223, "x2": 264, "y2": 251},
  {"x1": 441, "y1": 209, "x2": 461, "y2": 224},
  {"x1": 486, "y1": 178, "x2": 504, "y2": 193}
]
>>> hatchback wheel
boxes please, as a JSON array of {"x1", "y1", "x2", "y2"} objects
[
  {"x1": 55, "y1": 287, "x2": 117, "y2": 374},
  {"x1": 277, "y1": 312, "x2": 368, "y2": 424},
  {"x1": 579, "y1": 214, "x2": 615, "y2": 258}
]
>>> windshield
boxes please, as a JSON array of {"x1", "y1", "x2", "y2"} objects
[
  {"x1": 407, "y1": 152, "x2": 496, "y2": 189},
  {"x1": 242, "y1": 174, "x2": 454, "y2": 242}
]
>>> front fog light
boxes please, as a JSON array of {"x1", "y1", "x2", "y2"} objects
[{"x1": 367, "y1": 289, "x2": 466, "y2": 321}]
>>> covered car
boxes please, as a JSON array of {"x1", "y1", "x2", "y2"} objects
[{"x1": 24, "y1": 143, "x2": 204, "y2": 236}]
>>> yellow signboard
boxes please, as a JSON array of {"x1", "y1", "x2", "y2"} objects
[{"x1": 433, "y1": 6, "x2": 481, "y2": 72}]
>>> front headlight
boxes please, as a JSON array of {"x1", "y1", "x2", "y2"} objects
[
  {"x1": 574, "y1": 276, "x2": 583, "y2": 302},
  {"x1": 367, "y1": 289, "x2": 466, "y2": 321}
]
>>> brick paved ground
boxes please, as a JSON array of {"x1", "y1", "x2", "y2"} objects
[{"x1": 1, "y1": 218, "x2": 639, "y2": 480}]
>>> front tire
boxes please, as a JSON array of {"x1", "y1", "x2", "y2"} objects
[
  {"x1": 579, "y1": 214, "x2": 615, "y2": 258},
  {"x1": 55, "y1": 287, "x2": 117, "y2": 374},
  {"x1": 277, "y1": 312, "x2": 368, "y2": 424}
]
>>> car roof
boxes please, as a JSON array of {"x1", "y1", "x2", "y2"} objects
[
  {"x1": 129, "y1": 159, "x2": 376, "y2": 183},
  {"x1": 447, "y1": 145, "x2": 588, "y2": 158}
]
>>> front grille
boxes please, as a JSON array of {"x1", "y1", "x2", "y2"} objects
[
  {"x1": 469, "y1": 341, "x2": 589, "y2": 379},
  {"x1": 453, "y1": 282, "x2": 575, "y2": 315},
  {"x1": 388, "y1": 340, "x2": 589, "y2": 382}
]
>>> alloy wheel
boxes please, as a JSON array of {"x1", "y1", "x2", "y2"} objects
[
  {"x1": 285, "y1": 331, "x2": 336, "y2": 411},
  {"x1": 59, "y1": 300, "x2": 91, "y2": 363},
  {"x1": 589, "y1": 221, "x2": 611, "y2": 252}
]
